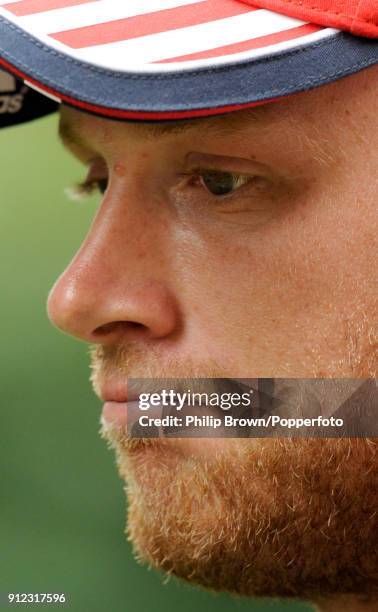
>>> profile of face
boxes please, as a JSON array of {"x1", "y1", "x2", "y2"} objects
[{"x1": 47, "y1": 67, "x2": 377, "y2": 610}]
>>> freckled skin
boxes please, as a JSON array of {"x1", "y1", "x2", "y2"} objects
[
  {"x1": 51, "y1": 67, "x2": 377, "y2": 378},
  {"x1": 49, "y1": 67, "x2": 378, "y2": 612}
]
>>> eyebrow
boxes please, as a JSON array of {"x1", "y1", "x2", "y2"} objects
[
  {"x1": 58, "y1": 106, "x2": 272, "y2": 150},
  {"x1": 136, "y1": 110, "x2": 265, "y2": 137},
  {"x1": 59, "y1": 119, "x2": 91, "y2": 150}
]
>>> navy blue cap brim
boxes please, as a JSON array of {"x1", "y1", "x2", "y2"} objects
[{"x1": 0, "y1": 13, "x2": 377, "y2": 125}]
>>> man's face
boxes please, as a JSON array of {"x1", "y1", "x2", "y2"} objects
[
  {"x1": 48, "y1": 68, "x2": 377, "y2": 603},
  {"x1": 51, "y1": 68, "x2": 377, "y2": 379}
]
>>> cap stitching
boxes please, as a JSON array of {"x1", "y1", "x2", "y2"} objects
[
  {"x1": 1, "y1": 49, "x2": 375, "y2": 107},
  {"x1": 353, "y1": 0, "x2": 376, "y2": 28},
  {"x1": 251, "y1": 0, "x2": 377, "y2": 25}
]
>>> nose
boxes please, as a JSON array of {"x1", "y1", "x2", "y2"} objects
[{"x1": 47, "y1": 191, "x2": 180, "y2": 344}]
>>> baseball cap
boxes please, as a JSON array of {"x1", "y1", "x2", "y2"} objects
[{"x1": 0, "y1": 0, "x2": 377, "y2": 127}]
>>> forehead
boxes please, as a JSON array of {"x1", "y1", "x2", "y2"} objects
[{"x1": 58, "y1": 66, "x2": 377, "y2": 148}]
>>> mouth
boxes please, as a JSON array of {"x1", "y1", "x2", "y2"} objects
[
  {"x1": 99, "y1": 377, "x2": 258, "y2": 430},
  {"x1": 100, "y1": 379, "x2": 141, "y2": 427}
]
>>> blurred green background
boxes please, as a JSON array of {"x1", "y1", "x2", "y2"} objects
[{"x1": 0, "y1": 115, "x2": 312, "y2": 612}]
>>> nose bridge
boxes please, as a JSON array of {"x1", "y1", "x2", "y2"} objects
[
  {"x1": 48, "y1": 185, "x2": 180, "y2": 342},
  {"x1": 73, "y1": 185, "x2": 168, "y2": 288}
]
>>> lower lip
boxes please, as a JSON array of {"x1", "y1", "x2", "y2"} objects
[
  {"x1": 102, "y1": 401, "x2": 129, "y2": 426},
  {"x1": 101, "y1": 400, "x2": 165, "y2": 429}
]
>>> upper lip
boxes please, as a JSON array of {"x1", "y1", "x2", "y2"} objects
[{"x1": 99, "y1": 380, "x2": 140, "y2": 403}]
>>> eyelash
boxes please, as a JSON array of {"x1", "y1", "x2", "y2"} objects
[
  {"x1": 66, "y1": 169, "x2": 257, "y2": 201},
  {"x1": 65, "y1": 177, "x2": 108, "y2": 201},
  {"x1": 182, "y1": 168, "x2": 255, "y2": 198}
]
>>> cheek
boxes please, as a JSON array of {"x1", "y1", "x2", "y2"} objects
[{"x1": 171, "y1": 186, "x2": 376, "y2": 376}]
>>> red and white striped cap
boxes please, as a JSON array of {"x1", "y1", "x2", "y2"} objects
[{"x1": 0, "y1": 0, "x2": 377, "y2": 124}]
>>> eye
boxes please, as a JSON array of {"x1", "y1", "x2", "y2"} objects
[
  {"x1": 65, "y1": 177, "x2": 108, "y2": 201},
  {"x1": 87, "y1": 177, "x2": 108, "y2": 195},
  {"x1": 66, "y1": 156, "x2": 108, "y2": 201},
  {"x1": 193, "y1": 170, "x2": 251, "y2": 197}
]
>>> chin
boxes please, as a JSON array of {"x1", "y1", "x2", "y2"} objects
[{"x1": 102, "y1": 427, "x2": 378, "y2": 601}]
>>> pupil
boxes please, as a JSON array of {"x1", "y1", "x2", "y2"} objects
[{"x1": 202, "y1": 171, "x2": 235, "y2": 196}]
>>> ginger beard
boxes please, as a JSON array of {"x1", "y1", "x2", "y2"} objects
[{"x1": 92, "y1": 347, "x2": 378, "y2": 601}]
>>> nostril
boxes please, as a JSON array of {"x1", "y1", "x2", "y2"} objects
[
  {"x1": 126, "y1": 321, "x2": 145, "y2": 331},
  {"x1": 93, "y1": 320, "x2": 146, "y2": 338}
]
